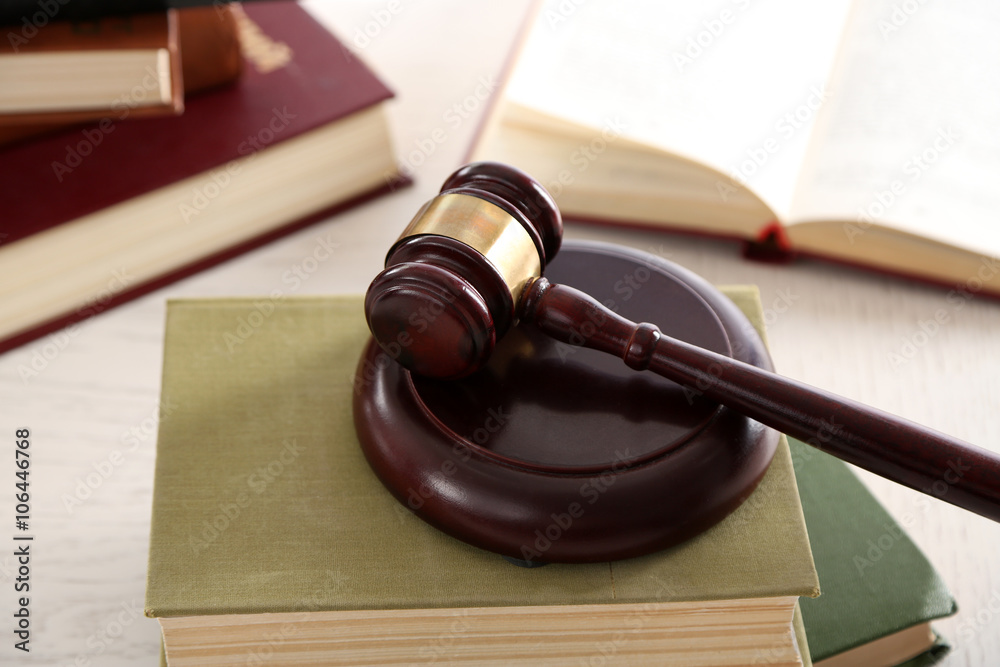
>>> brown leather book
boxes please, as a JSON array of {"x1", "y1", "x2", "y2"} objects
[
  {"x1": 0, "y1": 11, "x2": 183, "y2": 123},
  {"x1": 175, "y1": 6, "x2": 242, "y2": 95},
  {"x1": 0, "y1": 8, "x2": 242, "y2": 147}
]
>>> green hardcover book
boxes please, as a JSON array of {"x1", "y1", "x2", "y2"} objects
[
  {"x1": 791, "y1": 438, "x2": 956, "y2": 666},
  {"x1": 146, "y1": 290, "x2": 820, "y2": 666}
]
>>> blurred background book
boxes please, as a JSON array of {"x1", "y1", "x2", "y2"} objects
[
  {"x1": 0, "y1": 1, "x2": 404, "y2": 356},
  {"x1": 0, "y1": 5, "x2": 244, "y2": 143},
  {"x1": 0, "y1": 0, "x2": 275, "y2": 25},
  {"x1": 471, "y1": 0, "x2": 1000, "y2": 298},
  {"x1": 0, "y1": 10, "x2": 184, "y2": 123}
]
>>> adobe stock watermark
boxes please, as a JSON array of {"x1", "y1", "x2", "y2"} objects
[
  {"x1": 242, "y1": 569, "x2": 350, "y2": 665},
  {"x1": 672, "y1": 0, "x2": 754, "y2": 72},
  {"x1": 578, "y1": 575, "x2": 682, "y2": 666},
  {"x1": 759, "y1": 288, "x2": 799, "y2": 327},
  {"x1": 351, "y1": 0, "x2": 404, "y2": 50},
  {"x1": 18, "y1": 267, "x2": 135, "y2": 382},
  {"x1": 717, "y1": 85, "x2": 828, "y2": 201},
  {"x1": 389, "y1": 76, "x2": 499, "y2": 185},
  {"x1": 222, "y1": 232, "x2": 340, "y2": 352},
  {"x1": 549, "y1": 254, "x2": 654, "y2": 363},
  {"x1": 67, "y1": 599, "x2": 145, "y2": 666},
  {"x1": 61, "y1": 399, "x2": 179, "y2": 513},
  {"x1": 414, "y1": 609, "x2": 472, "y2": 664},
  {"x1": 726, "y1": 475, "x2": 779, "y2": 530},
  {"x1": 956, "y1": 588, "x2": 1000, "y2": 644},
  {"x1": 853, "y1": 458, "x2": 972, "y2": 576},
  {"x1": 222, "y1": 295, "x2": 284, "y2": 352},
  {"x1": 189, "y1": 439, "x2": 304, "y2": 554},
  {"x1": 50, "y1": 65, "x2": 183, "y2": 182},
  {"x1": 350, "y1": 287, "x2": 458, "y2": 394},
  {"x1": 6, "y1": 0, "x2": 71, "y2": 51},
  {"x1": 878, "y1": 0, "x2": 931, "y2": 39},
  {"x1": 886, "y1": 256, "x2": 1000, "y2": 369},
  {"x1": 519, "y1": 448, "x2": 636, "y2": 564},
  {"x1": 403, "y1": 406, "x2": 510, "y2": 512},
  {"x1": 540, "y1": 0, "x2": 590, "y2": 29},
  {"x1": 844, "y1": 126, "x2": 958, "y2": 244},
  {"x1": 680, "y1": 288, "x2": 798, "y2": 406},
  {"x1": 538, "y1": 116, "x2": 627, "y2": 202},
  {"x1": 549, "y1": 295, "x2": 610, "y2": 363},
  {"x1": 180, "y1": 106, "x2": 298, "y2": 223}
]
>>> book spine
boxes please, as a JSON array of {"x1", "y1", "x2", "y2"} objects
[{"x1": 742, "y1": 221, "x2": 796, "y2": 264}]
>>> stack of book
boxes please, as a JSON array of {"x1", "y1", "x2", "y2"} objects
[
  {"x1": 144, "y1": 288, "x2": 956, "y2": 666},
  {"x1": 0, "y1": 1, "x2": 404, "y2": 354}
]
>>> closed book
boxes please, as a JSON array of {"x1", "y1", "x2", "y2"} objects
[
  {"x1": 0, "y1": 10, "x2": 184, "y2": 121},
  {"x1": 791, "y1": 438, "x2": 956, "y2": 666},
  {"x1": 0, "y1": 6, "x2": 243, "y2": 148},
  {"x1": 145, "y1": 288, "x2": 820, "y2": 666},
  {"x1": 0, "y1": 2, "x2": 404, "y2": 357},
  {"x1": 173, "y1": 5, "x2": 242, "y2": 95}
]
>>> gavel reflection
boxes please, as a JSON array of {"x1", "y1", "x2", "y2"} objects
[{"x1": 365, "y1": 161, "x2": 1000, "y2": 523}]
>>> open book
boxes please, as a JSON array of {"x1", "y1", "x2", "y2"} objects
[{"x1": 471, "y1": 0, "x2": 1000, "y2": 296}]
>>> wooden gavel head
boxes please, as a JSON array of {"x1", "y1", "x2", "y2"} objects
[{"x1": 365, "y1": 162, "x2": 563, "y2": 379}]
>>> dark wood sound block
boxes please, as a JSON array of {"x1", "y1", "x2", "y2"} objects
[{"x1": 353, "y1": 241, "x2": 778, "y2": 563}]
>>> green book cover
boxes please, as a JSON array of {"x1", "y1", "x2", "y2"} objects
[
  {"x1": 792, "y1": 437, "x2": 956, "y2": 664},
  {"x1": 145, "y1": 289, "x2": 956, "y2": 666},
  {"x1": 146, "y1": 290, "x2": 819, "y2": 665},
  {"x1": 146, "y1": 291, "x2": 817, "y2": 614}
]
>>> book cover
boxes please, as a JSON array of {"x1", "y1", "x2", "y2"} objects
[
  {"x1": 145, "y1": 290, "x2": 819, "y2": 665},
  {"x1": 0, "y1": 2, "x2": 392, "y2": 241},
  {"x1": 144, "y1": 289, "x2": 958, "y2": 665},
  {"x1": 174, "y1": 6, "x2": 242, "y2": 95},
  {"x1": 792, "y1": 437, "x2": 956, "y2": 665},
  {"x1": 0, "y1": 2, "x2": 405, "y2": 355}
]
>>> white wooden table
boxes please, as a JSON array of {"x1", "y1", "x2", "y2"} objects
[{"x1": 1, "y1": 2, "x2": 997, "y2": 664}]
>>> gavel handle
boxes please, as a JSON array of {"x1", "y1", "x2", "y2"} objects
[{"x1": 522, "y1": 278, "x2": 1000, "y2": 522}]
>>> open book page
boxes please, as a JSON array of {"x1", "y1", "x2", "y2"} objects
[
  {"x1": 503, "y1": 0, "x2": 854, "y2": 221},
  {"x1": 788, "y1": 0, "x2": 1000, "y2": 258}
]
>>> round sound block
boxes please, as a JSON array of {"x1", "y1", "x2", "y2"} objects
[{"x1": 353, "y1": 241, "x2": 778, "y2": 563}]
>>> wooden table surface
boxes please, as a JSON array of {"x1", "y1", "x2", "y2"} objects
[{"x1": 1, "y1": 2, "x2": 997, "y2": 665}]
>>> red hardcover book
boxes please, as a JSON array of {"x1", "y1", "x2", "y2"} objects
[
  {"x1": 469, "y1": 0, "x2": 1000, "y2": 300},
  {"x1": 0, "y1": 2, "x2": 405, "y2": 355}
]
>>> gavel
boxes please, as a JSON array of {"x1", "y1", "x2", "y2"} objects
[{"x1": 365, "y1": 161, "x2": 1000, "y2": 523}]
